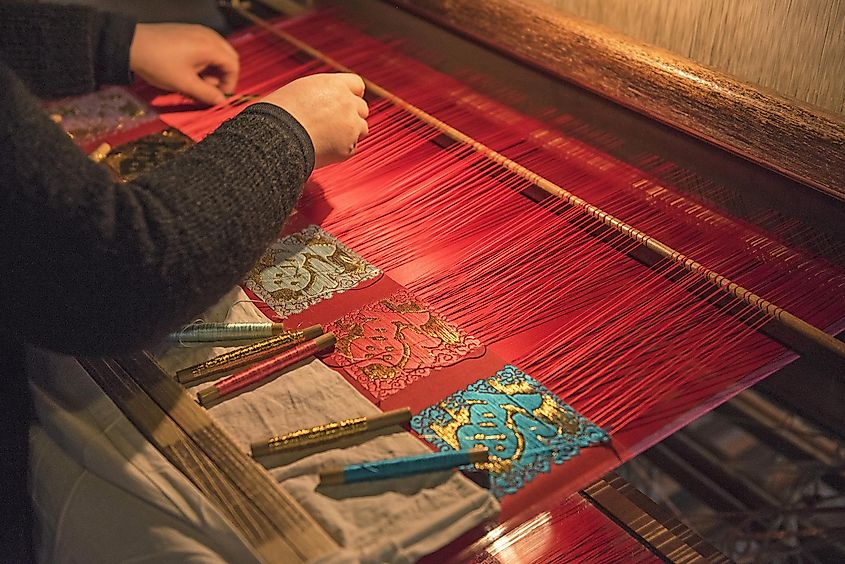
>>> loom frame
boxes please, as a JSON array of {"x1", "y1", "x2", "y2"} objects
[{"x1": 76, "y1": 1, "x2": 844, "y2": 561}]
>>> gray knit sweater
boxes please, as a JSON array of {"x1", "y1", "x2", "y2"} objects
[
  {"x1": 0, "y1": 3, "x2": 315, "y2": 355},
  {"x1": 0, "y1": 4, "x2": 315, "y2": 559}
]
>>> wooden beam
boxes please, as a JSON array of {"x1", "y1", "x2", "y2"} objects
[{"x1": 389, "y1": 0, "x2": 845, "y2": 203}]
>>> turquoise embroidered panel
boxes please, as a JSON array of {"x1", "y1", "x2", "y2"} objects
[{"x1": 411, "y1": 365, "x2": 608, "y2": 498}]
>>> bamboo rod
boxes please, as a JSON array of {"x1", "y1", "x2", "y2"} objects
[
  {"x1": 583, "y1": 473, "x2": 729, "y2": 562},
  {"x1": 80, "y1": 357, "x2": 300, "y2": 562},
  {"x1": 232, "y1": 3, "x2": 845, "y2": 362}
]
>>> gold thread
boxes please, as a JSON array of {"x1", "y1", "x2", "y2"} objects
[
  {"x1": 178, "y1": 329, "x2": 306, "y2": 381},
  {"x1": 262, "y1": 416, "x2": 369, "y2": 453}
]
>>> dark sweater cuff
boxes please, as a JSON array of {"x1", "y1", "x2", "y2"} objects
[
  {"x1": 241, "y1": 102, "x2": 316, "y2": 178},
  {"x1": 94, "y1": 12, "x2": 136, "y2": 86}
]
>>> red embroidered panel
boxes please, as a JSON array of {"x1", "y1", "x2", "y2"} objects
[{"x1": 325, "y1": 289, "x2": 484, "y2": 401}]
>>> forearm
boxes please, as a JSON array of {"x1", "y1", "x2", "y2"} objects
[
  {"x1": 0, "y1": 62, "x2": 313, "y2": 354},
  {"x1": 0, "y1": 3, "x2": 135, "y2": 97}
]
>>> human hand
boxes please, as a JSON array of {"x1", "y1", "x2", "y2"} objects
[
  {"x1": 260, "y1": 73, "x2": 369, "y2": 168},
  {"x1": 129, "y1": 23, "x2": 239, "y2": 105}
]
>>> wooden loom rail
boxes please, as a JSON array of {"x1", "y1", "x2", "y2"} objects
[
  {"x1": 233, "y1": 2, "x2": 845, "y2": 363},
  {"x1": 390, "y1": 0, "x2": 845, "y2": 204}
]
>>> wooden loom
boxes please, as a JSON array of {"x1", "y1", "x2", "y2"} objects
[{"x1": 75, "y1": 0, "x2": 845, "y2": 561}]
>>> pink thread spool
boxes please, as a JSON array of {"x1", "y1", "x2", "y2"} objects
[{"x1": 197, "y1": 333, "x2": 336, "y2": 407}]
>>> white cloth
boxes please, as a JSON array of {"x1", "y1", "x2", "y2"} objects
[
  {"x1": 29, "y1": 287, "x2": 499, "y2": 563},
  {"x1": 28, "y1": 351, "x2": 261, "y2": 564}
]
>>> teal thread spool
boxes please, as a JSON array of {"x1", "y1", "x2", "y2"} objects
[{"x1": 319, "y1": 447, "x2": 489, "y2": 486}]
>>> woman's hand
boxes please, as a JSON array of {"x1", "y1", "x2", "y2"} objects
[
  {"x1": 129, "y1": 23, "x2": 239, "y2": 105},
  {"x1": 261, "y1": 73, "x2": 369, "y2": 168}
]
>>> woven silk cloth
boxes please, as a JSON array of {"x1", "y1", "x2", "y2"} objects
[
  {"x1": 43, "y1": 86, "x2": 157, "y2": 144},
  {"x1": 325, "y1": 289, "x2": 483, "y2": 401},
  {"x1": 102, "y1": 128, "x2": 193, "y2": 181},
  {"x1": 412, "y1": 365, "x2": 608, "y2": 498},
  {"x1": 244, "y1": 225, "x2": 381, "y2": 318}
]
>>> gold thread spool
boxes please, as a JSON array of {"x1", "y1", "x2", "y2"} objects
[
  {"x1": 88, "y1": 142, "x2": 111, "y2": 163},
  {"x1": 175, "y1": 325, "x2": 323, "y2": 384},
  {"x1": 251, "y1": 407, "x2": 413, "y2": 457}
]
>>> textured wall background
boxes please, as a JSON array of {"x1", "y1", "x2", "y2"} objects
[{"x1": 535, "y1": 0, "x2": 845, "y2": 116}]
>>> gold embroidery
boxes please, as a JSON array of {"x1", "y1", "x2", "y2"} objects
[
  {"x1": 533, "y1": 394, "x2": 581, "y2": 436},
  {"x1": 360, "y1": 363, "x2": 398, "y2": 380},
  {"x1": 419, "y1": 315, "x2": 461, "y2": 345},
  {"x1": 488, "y1": 377, "x2": 536, "y2": 397},
  {"x1": 265, "y1": 416, "x2": 368, "y2": 451},
  {"x1": 246, "y1": 226, "x2": 379, "y2": 317},
  {"x1": 103, "y1": 129, "x2": 193, "y2": 181}
]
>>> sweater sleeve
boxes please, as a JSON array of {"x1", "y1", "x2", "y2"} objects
[
  {"x1": 0, "y1": 3, "x2": 135, "y2": 97},
  {"x1": 0, "y1": 60, "x2": 315, "y2": 355}
]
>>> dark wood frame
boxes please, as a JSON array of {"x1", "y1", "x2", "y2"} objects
[{"x1": 390, "y1": 0, "x2": 845, "y2": 203}]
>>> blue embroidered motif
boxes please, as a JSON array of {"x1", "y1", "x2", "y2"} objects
[{"x1": 411, "y1": 365, "x2": 608, "y2": 497}]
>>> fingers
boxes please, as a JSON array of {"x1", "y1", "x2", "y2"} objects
[
  {"x1": 204, "y1": 44, "x2": 240, "y2": 95},
  {"x1": 212, "y1": 51, "x2": 240, "y2": 95},
  {"x1": 202, "y1": 75, "x2": 221, "y2": 87},
  {"x1": 356, "y1": 96, "x2": 369, "y2": 119},
  {"x1": 129, "y1": 23, "x2": 241, "y2": 105},
  {"x1": 178, "y1": 74, "x2": 228, "y2": 105},
  {"x1": 338, "y1": 74, "x2": 368, "y2": 152},
  {"x1": 349, "y1": 116, "x2": 369, "y2": 156},
  {"x1": 342, "y1": 73, "x2": 366, "y2": 97},
  {"x1": 187, "y1": 34, "x2": 239, "y2": 104}
]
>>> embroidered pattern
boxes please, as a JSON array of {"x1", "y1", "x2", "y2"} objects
[
  {"x1": 44, "y1": 87, "x2": 157, "y2": 143},
  {"x1": 103, "y1": 129, "x2": 193, "y2": 181},
  {"x1": 411, "y1": 365, "x2": 608, "y2": 498},
  {"x1": 325, "y1": 290, "x2": 482, "y2": 400},
  {"x1": 244, "y1": 225, "x2": 380, "y2": 318}
]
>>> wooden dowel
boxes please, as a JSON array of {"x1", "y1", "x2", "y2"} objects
[
  {"x1": 167, "y1": 321, "x2": 286, "y2": 345},
  {"x1": 318, "y1": 447, "x2": 489, "y2": 486},
  {"x1": 197, "y1": 333, "x2": 336, "y2": 407}
]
